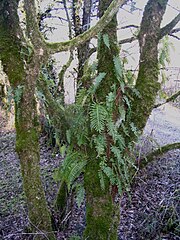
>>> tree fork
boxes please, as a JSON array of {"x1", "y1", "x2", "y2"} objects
[{"x1": 0, "y1": 1, "x2": 55, "y2": 238}]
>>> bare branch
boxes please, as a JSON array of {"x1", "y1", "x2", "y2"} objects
[
  {"x1": 119, "y1": 27, "x2": 180, "y2": 45},
  {"x1": 46, "y1": 0, "x2": 127, "y2": 54},
  {"x1": 120, "y1": 24, "x2": 139, "y2": 30},
  {"x1": 139, "y1": 142, "x2": 180, "y2": 169},
  {"x1": 119, "y1": 36, "x2": 137, "y2": 45},
  {"x1": 159, "y1": 13, "x2": 180, "y2": 39},
  {"x1": 154, "y1": 90, "x2": 180, "y2": 108},
  {"x1": 170, "y1": 27, "x2": 180, "y2": 34},
  {"x1": 169, "y1": 34, "x2": 180, "y2": 41}
]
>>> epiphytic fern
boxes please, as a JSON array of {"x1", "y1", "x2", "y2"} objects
[{"x1": 90, "y1": 103, "x2": 107, "y2": 133}]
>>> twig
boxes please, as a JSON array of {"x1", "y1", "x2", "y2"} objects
[{"x1": 154, "y1": 90, "x2": 180, "y2": 108}]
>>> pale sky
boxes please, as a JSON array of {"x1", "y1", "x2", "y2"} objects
[
  {"x1": 40, "y1": 0, "x2": 180, "y2": 67},
  {"x1": 39, "y1": 0, "x2": 180, "y2": 103}
]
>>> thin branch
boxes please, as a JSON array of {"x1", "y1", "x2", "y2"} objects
[
  {"x1": 119, "y1": 36, "x2": 137, "y2": 45},
  {"x1": 159, "y1": 13, "x2": 180, "y2": 39},
  {"x1": 46, "y1": 0, "x2": 128, "y2": 54},
  {"x1": 139, "y1": 142, "x2": 180, "y2": 169},
  {"x1": 120, "y1": 24, "x2": 139, "y2": 30},
  {"x1": 118, "y1": 27, "x2": 180, "y2": 45},
  {"x1": 154, "y1": 90, "x2": 180, "y2": 108},
  {"x1": 169, "y1": 34, "x2": 180, "y2": 41},
  {"x1": 171, "y1": 27, "x2": 180, "y2": 34}
]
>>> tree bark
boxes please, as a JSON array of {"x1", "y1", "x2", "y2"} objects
[
  {"x1": 83, "y1": 0, "x2": 120, "y2": 239},
  {"x1": 0, "y1": 1, "x2": 55, "y2": 238},
  {"x1": 131, "y1": 0, "x2": 168, "y2": 132}
]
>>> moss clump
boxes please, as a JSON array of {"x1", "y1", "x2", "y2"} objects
[{"x1": 15, "y1": 128, "x2": 39, "y2": 153}]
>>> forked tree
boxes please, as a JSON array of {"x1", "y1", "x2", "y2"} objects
[{"x1": 0, "y1": 0, "x2": 179, "y2": 239}]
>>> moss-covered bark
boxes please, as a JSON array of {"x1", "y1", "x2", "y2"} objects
[
  {"x1": 83, "y1": 1, "x2": 120, "y2": 239},
  {"x1": 0, "y1": 1, "x2": 55, "y2": 239},
  {"x1": 46, "y1": 0, "x2": 127, "y2": 54},
  {"x1": 131, "y1": 0, "x2": 168, "y2": 132},
  {"x1": 84, "y1": 157, "x2": 119, "y2": 240}
]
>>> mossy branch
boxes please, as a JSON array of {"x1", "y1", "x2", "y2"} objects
[
  {"x1": 46, "y1": 0, "x2": 127, "y2": 54},
  {"x1": 24, "y1": 0, "x2": 46, "y2": 50},
  {"x1": 154, "y1": 90, "x2": 180, "y2": 108},
  {"x1": 159, "y1": 13, "x2": 180, "y2": 39},
  {"x1": 38, "y1": 76, "x2": 69, "y2": 141},
  {"x1": 139, "y1": 142, "x2": 180, "y2": 169}
]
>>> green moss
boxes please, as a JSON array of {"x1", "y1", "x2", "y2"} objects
[
  {"x1": 16, "y1": 128, "x2": 39, "y2": 153},
  {"x1": 0, "y1": 0, "x2": 25, "y2": 86},
  {"x1": 84, "y1": 158, "x2": 119, "y2": 240}
]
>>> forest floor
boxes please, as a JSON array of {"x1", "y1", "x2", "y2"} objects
[{"x1": 0, "y1": 103, "x2": 180, "y2": 240}]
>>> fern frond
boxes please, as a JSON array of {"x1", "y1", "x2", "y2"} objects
[
  {"x1": 113, "y1": 55, "x2": 123, "y2": 80},
  {"x1": 106, "y1": 118, "x2": 118, "y2": 142},
  {"x1": 123, "y1": 96, "x2": 131, "y2": 109},
  {"x1": 74, "y1": 183, "x2": 85, "y2": 208},
  {"x1": 89, "y1": 72, "x2": 106, "y2": 94},
  {"x1": 93, "y1": 134, "x2": 106, "y2": 157},
  {"x1": 100, "y1": 161, "x2": 116, "y2": 185},
  {"x1": 130, "y1": 122, "x2": 139, "y2": 137},
  {"x1": 103, "y1": 34, "x2": 110, "y2": 49},
  {"x1": 67, "y1": 161, "x2": 87, "y2": 190},
  {"x1": 111, "y1": 146, "x2": 123, "y2": 164},
  {"x1": 90, "y1": 103, "x2": 107, "y2": 133},
  {"x1": 106, "y1": 91, "x2": 116, "y2": 110},
  {"x1": 54, "y1": 151, "x2": 87, "y2": 191},
  {"x1": 76, "y1": 88, "x2": 89, "y2": 106}
]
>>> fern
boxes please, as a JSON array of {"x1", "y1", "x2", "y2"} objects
[
  {"x1": 100, "y1": 160, "x2": 116, "y2": 185},
  {"x1": 106, "y1": 91, "x2": 116, "y2": 110},
  {"x1": 106, "y1": 117, "x2": 118, "y2": 142},
  {"x1": 74, "y1": 183, "x2": 85, "y2": 208},
  {"x1": 90, "y1": 61, "x2": 98, "y2": 73},
  {"x1": 90, "y1": 103, "x2": 107, "y2": 133},
  {"x1": 103, "y1": 34, "x2": 110, "y2": 49},
  {"x1": 76, "y1": 88, "x2": 89, "y2": 106},
  {"x1": 66, "y1": 105, "x2": 89, "y2": 146},
  {"x1": 123, "y1": 96, "x2": 131, "y2": 109},
  {"x1": 93, "y1": 134, "x2": 106, "y2": 157},
  {"x1": 89, "y1": 72, "x2": 106, "y2": 94},
  {"x1": 14, "y1": 85, "x2": 24, "y2": 104},
  {"x1": 54, "y1": 151, "x2": 87, "y2": 191},
  {"x1": 113, "y1": 55, "x2": 123, "y2": 80},
  {"x1": 118, "y1": 105, "x2": 126, "y2": 122},
  {"x1": 111, "y1": 146, "x2": 123, "y2": 163}
]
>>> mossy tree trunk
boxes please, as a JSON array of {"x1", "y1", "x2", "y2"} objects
[
  {"x1": 84, "y1": 0, "x2": 172, "y2": 239},
  {"x1": 72, "y1": 0, "x2": 92, "y2": 82},
  {"x1": 83, "y1": 0, "x2": 120, "y2": 239},
  {"x1": 131, "y1": 0, "x2": 168, "y2": 132},
  {"x1": 0, "y1": 1, "x2": 55, "y2": 239}
]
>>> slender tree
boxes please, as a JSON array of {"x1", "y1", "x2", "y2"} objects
[{"x1": 0, "y1": 0, "x2": 180, "y2": 239}]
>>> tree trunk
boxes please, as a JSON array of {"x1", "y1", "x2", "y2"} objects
[
  {"x1": 84, "y1": 156, "x2": 119, "y2": 240},
  {"x1": 83, "y1": 0, "x2": 120, "y2": 239},
  {"x1": 131, "y1": 0, "x2": 168, "y2": 132},
  {"x1": 0, "y1": 1, "x2": 55, "y2": 238}
]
